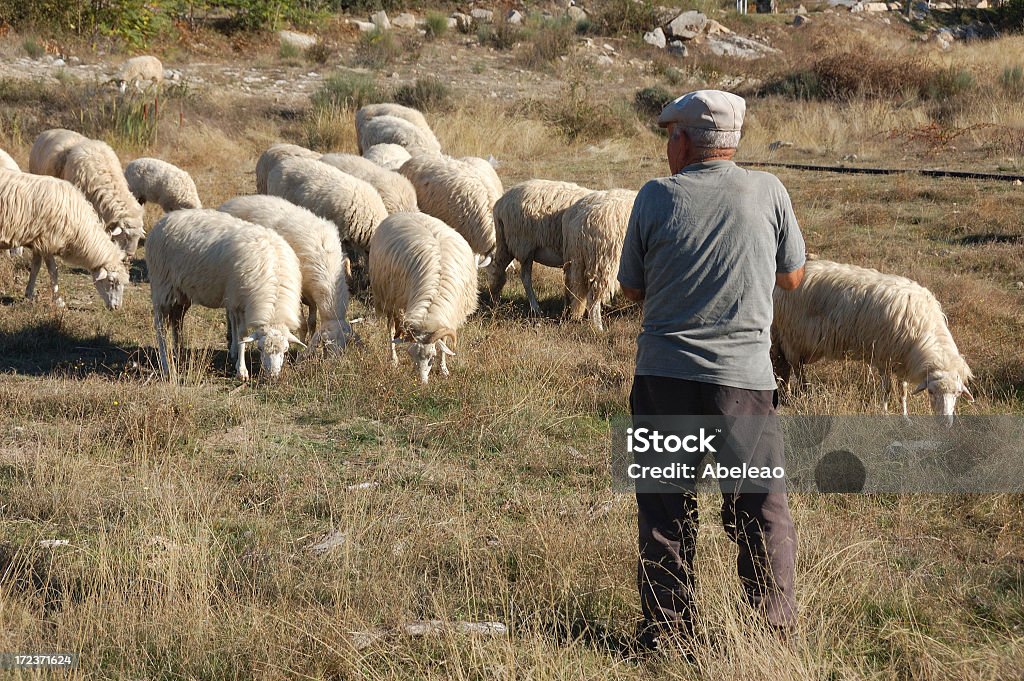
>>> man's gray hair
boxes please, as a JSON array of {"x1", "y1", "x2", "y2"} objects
[{"x1": 682, "y1": 126, "x2": 741, "y2": 149}]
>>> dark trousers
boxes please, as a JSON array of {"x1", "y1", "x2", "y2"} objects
[{"x1": 631, "y1": 375, "x2": 798, "y2": 633}]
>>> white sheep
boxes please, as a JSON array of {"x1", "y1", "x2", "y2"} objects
[
  {"x1": 771, "y1": 258, "x2": 974, "y2": 423},
  {"x1": 319, "y1": 153, "x2": 418, "y2": 214},
  {"x1": 254, "y1": 143, "x2": 320, "y2": 195},
  {"x1": 124, "y1": 157, "x2": 202, "y2": 212},
  {"x1": 61, "y1": 140, "x2": 146, "y2": 258},
  {"x1": 266, "y1": 156, "x2": 387, "y2": 264},
  {"x1": 115, "y1": 55, "x2": 163, "y2": 92},
  {"x1": 369, "y1": 211, "x2": 478, "y2": 384},
  {"x1": 489, "y1": 179, "x2": 593, "y2": 314},
  {"x1": 355, "y1": 103, "x2": 433, "y2": 152},
  {"x1": 0, "y1": 171, "x2": 127, "y2": 309},
  {"x1": 146, "y1": 209, "x2": 304, "y2": 380},
  {"x1": 217, "y1": 195, "x2": 352, "y2": 353},
  {"x1": 398, "y1": 154, "x2": 498, "y2": 263},
  {"x1": 0, "y1": 153, "x2": 22, "y2": 256},
  {"x1": 363, "y1": 143, "x2": 411, "y2": 171},
  {"x1": 28, "y1": 128, "x2": 87, "y2": 177},
  {"x1": 0, "y1": 149, "x2": 20, "y2": 172},
  {"x1": 357, "y1": 115, "x2": 442, "y2": 157},
  {"x1": 459, "y1": 156, "x2": 503, "y2": 204},
  {"x1": 561, "y1": 189, "x2": 637, "y2": 332}
]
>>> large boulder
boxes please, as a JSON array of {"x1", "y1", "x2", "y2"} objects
[
  {"x1": 667, "y1": 11, "x2": 707, "y2": 40},
  {"x1": 706, "y1": 34, "x2": 778, "y2": 59},
  {"x1": 392, "y1": 12, "x2": 417, "y2": 28},
  {"x1": 471, "y1": 8, "x2": 494, "y2": 23},
  {"x1": 371, "y1": 10, "x2": 391, "y2": 30},
  {"x1": 278, "y1": 30, "x2": 317, "y2": 50}
]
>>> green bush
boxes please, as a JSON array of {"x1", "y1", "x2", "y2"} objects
[
  {"x1": 22, "y1": 38, "x2": 46, "y2": 59},
  {"x1": 425, "y1": 12, "x2": 449, "y2": 39},
  {"x1": 311, "y1": 72, "x2": 384, "y2": 110},
  {"x1": 520, "y1": 16, "x2": 576, "y2": 68},
  {"x1": 633, "y1": 86, "x2": 673, "y2": 118},
  {"x1": 478, "y1": 18, "x2": 520, "y2": 50},
  {"x1": 392, "y1": 77, "x2": 451, "y2": 112},
  {"x1": 999, "y1": 65, "x2": 1024, "y2": 95},
  {"x1": 590, "y1": 0, "x2": 656, "y2": 36},
  {"x1": 355, "y1": 28, "x2": 402, "y2": 69}
]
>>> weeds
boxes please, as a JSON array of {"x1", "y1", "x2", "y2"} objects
[
  {"x1": 355, "y1": 28, "x2": 402, "y2": 69},
  {"x1": 999, "y1": 65, "x2": 1024, "y2": 95},
  {"x1": 590, "y1": 0, "x2": 656, "y2": 36},
  {"x1": 478, "y1": 18, "x2": 519, "y2": 50},
  {"x1": 21, "y1": 37, "x2": 45, "y2": 59},
  {"x1": 392, "y1": 77, "x2": 451, "y2": 112},
  {"x1": 305, "y1": 41, "x2": 332, "y2": 65},
  {"x1": 424, "y1": 11, "x2": 449, "y2": 39},
  {"x1": 633, "y1": 85, "x2": 673, "y2": 119},
  {"x1": 519, "y1": 16, "x2": 576, "y2": 69},
  {"x1": 311, "y1": 71, "x2": 383, "y2": 110}
]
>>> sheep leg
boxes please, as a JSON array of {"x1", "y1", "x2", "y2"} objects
[
  {"x1": 44, "y1": 256, "x2": 64, "y2": 308},
  {"x1": 225, "y1": 310, "x2": 236, "y2": 360},
  {"x1": 235, "y1": 328, "x2": 250, "y2": 382},
  {"x1": 388, "y1": 318, "x2": 399, "y2": 367},
  {"x1": 168, "y1": 303, "x2": 188, "y2": 365},
  {"x1": 439, "y1": 350, "x2": 450, "y2": 377},
  {"x1": 588, "y1": 293, "x2": 603, "y2": 332},
  {"x1": 900, "y1": 381, "x2": 910, "y2": 417},
  {"x1": 520, "y1": 258, "x2": 542, "y2": 316},
  {"x1": 25, "y1": 252, "x2": 42, "y2": 301},
  {"x1": 880, "y1": 372, "x2": 892, "y2": 414},
  {"x1": 306, "y1": 302, "x2": 318, "y2": 340},
  {"x1": 153, "y1": 309, "x2": 173, "y2": 379}
]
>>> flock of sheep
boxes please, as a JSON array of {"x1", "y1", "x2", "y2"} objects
[{"x1": 0, "y1": 101, "x2": 975, "y2": 417}]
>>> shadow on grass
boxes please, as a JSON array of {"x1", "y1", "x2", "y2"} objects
[
  {"x1": 0, "y1": 319, "x2": 240, "y2": 379},
  {"x1": 952, "y1": 233, "x2": 1024, "y2": 246}
]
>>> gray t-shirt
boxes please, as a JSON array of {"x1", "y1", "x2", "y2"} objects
[{"x1": 617, "y1": 160, "x2": 805, "y2": 390}]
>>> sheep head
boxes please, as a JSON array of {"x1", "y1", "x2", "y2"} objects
[
  {"x1": 394, "y1": 327, "x2": 457, "y2": 385},
  {"x1": 913, "y1": 369, "x2": 974, "y2": 426},
  {"x1": 240, "y1": 327, "x2": 305, "y2": 379},
  {"x1": 92, "y1": 263, "x2": 128, "y2": 310},
  {"x1": 109, "y1": 219, "x2": 145, "y2": 259}
]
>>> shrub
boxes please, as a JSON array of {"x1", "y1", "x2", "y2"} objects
[
  {"x1": 478, "y1": 18, "x2": 519, "y2": 50},
  {"x1": 425, "y1": 12, "x2": 449, "y2": 39},
  {"x1": 590, "y1": 0, "x2": 656, "y2": 36},
  {"x1": 999, "y1": 65, "x2": 1024, "y2": 95},
  {"x1": 305, "y1": 41, "x2": 332, "y2": 65},
  {"x1": 545, "y1": 64, "x2": 634, "y2": 142},
  {"x1": 279, "y1": 41, "x2": 301, "y2": 60},
  {"x1": 519, "y1": 16, "x2": 576, "y2": 69},
  {"x1": 311, "y1": 72, "x2": 383, "y2": 110},
  {"x1": 633, "y1": 86, "x2": 673, "y2": 119},
  {"x1": 355, "y1": 28, "x2": 402, "y2": 69},
  {"x1": 22, "y1": 38, "x2": 45, "y2": 59},
  {"x1": 392, "y1": 77, "x2": 451, "y2": 112}
]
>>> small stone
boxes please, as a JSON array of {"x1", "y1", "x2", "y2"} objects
[
  {"x1": 1013, "y1": 179, "x2": 1023, "y2": 186},
  {"x1": 567, "y1": 5, "x2": 588, "y2": 21},
  {"x1": 644, "y1": 27, "x2": 666, "y2": 48},
  {"x1": 68, "y1": 56, "x2": 81, "y2": 65},
  {"x1": 308, "y1": 529, "x2": 347, "y2": 554},
  {"x1": 796, "y1": 3, "x2": 808, "y2": 13},
  {"x1": 370, "y1": 10, "x2": 391, "y2": 30},
  {"x1": 392, "y1": 12, "x2": 417, "y2": 28},
  {"x1": 1015, "y1": 281, "x2": 1023, "y2": 289},
  {"x1": 470, "y1": 8, "x2": 494, "y2": 23},
  {"x1": 278, "y1": 30, "x2": 317, "y2": 49},
  {"x1": 507, "y1": 9, "x2": 523, "y2": 24},
  {"x1": 52, "y1": 58, "x2": 65, "y2": 67},
  {"x1": 594, "y1": 54, "x2": 614, "y2": 66},
  {"x1": 352, "y1": 20, "x2": 376, "y2": 32},
  {"x1": 793, "y1": 14, "x2": 810, "y2": 25},
  {"x1": 667, "y1": 10, "x2": 707, "y2": 40},
  {"x1": 447, "y1": 17, "x2": 458, "y2": 29}
]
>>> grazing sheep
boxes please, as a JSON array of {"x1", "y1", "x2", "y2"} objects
[
  {"x1": 218, "y1": 195, "x2": 352, "y2": 353},
  {"x1": 771, "y1": 258, "x2": 974, "y2": 423},
  {"x1": 115, "y1": 55, "x2": 163, "y2": 92},
  {"x1": 266, "y1": 156, "x2": 387, "y2": 263},
  {"x1": 28, "y1": 128, "x2": 87, "y2": 177},
  {"x1": 355, "y1": 103, "x2": 433, "y2": 152},
  {"x1": 363, "y1": 143, "x2": 411, "y2": 171},
  {"x1": 369, "y1": 212, "x2": 478, "y2": 384},
  {"x1": 146, "y1": 209, "x2": 304, "y2": 380},
  {"x1": 124, "y1": 157, "x2": 202, "y2": 212},
  {"x1": 0, "y1": 155, "x2": 22, "y2": 256},
  {"x1": 489, "y1": 179, "x2": 593, "y2": 314},
  {"x1": 255, "y1": 143, "x2": 320, "y2": 195},
  {"x1": 0, "y1": 149, "x2": 20, "y2": 172},
  {"x1": 62, "y1": 140, "x2": 146, "y2": 257},
  {"x1": 358, "y1": 115, "x2": 442, "y2": 157},
  {"x1": 0, "y1": 171, "x2": 127, "y2": 309},
  {"x1": 459, "y1": 156, "x2": 503, "y2": 204},
  {"x1": 319, "y1": 153, "x2": 418, "y2": 214},
  {"x1": 398, "y1": 154, "x2": 498, "y2": 263},
  {"x1": 561, "y1": 189, "x2": 637, "y2": 331}
]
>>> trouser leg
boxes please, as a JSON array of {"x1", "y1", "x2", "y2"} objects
[
  {"x1": 637, "y1": 490, "x2": 698, "y2": 634},
  {"x1": 722, "y1": 491, "x2": 798, "y2": 629}
]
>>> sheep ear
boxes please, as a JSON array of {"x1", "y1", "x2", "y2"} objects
[
  {"x1": 912, "y1": 381, "x2": 927, "y2": 395},
  {"x1": 110, "y1": 226, "x2": 124, "y2": 236},
  {"x1": 436, "y1": 339, "x2": 456, "y2": 356},
  {"x1": 94, "y1": 267, "x2": 108, "y2": 281},
  {"x1": 476, "y1": 254, "x2": 492, "y2": 269},
  {"x1": 287, "y1": 332, "x2": 307, "y2": 348},
  {"x1": 962, "y1": 385, "x2": 975, "y2": 402}
]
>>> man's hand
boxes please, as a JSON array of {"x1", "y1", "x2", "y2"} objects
[
  {"x1": 776, "y1": 267, "x2": 805, "y2": 291},
  {"x1": 622, "y1": 286, "x2": 645, "y2": 302}
]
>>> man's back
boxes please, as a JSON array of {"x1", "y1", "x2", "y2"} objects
[{"x1": 618, "y1": 160, "x2": 805, "y2": 390}]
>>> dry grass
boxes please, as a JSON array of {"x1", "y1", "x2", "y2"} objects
[{"x1": 0, "y1": 20, "x2": 1023, "y2": 679}]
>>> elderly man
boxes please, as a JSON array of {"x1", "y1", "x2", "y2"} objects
[{"x1": 618, "y1": 90, "x2": 806, "y2": 650}]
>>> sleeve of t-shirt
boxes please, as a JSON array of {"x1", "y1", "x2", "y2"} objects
[
  {"x1": 774, "y1": 182, "x2": 806, "y2": 274},
  {"x1": 617, "y1": 183, "x2": 650, "y2": 290}
]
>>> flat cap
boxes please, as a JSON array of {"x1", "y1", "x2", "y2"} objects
[{"x1": 657, "y1": 89, "x2": 746, "y2": 132}]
